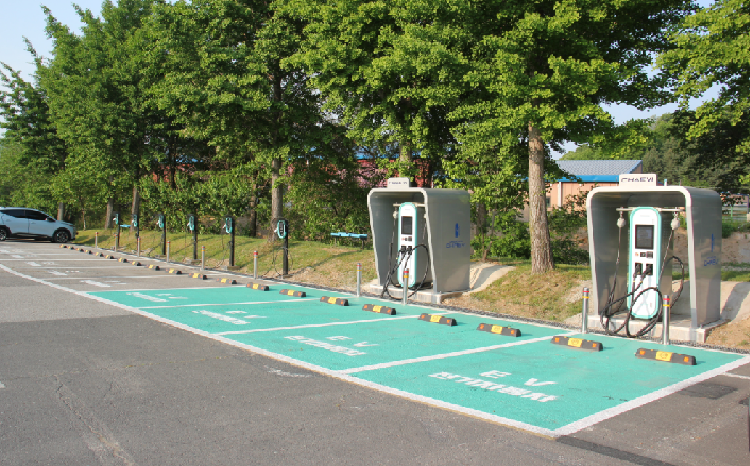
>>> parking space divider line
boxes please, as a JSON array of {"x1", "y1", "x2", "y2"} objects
[
  {"x1": 216, "y1": 315, "x2": 420, "y2": 336},
  {"x1": 339, "y1": 334, "x2": 573, "y2": 374},
  {"x1": 140, "y1": 298, "x2": 319, "y2": 309}
]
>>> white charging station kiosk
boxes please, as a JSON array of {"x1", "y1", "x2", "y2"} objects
[
  {"x1": 368, "y1": 186, "x2": 470, "y2": 304},
  {"x1": 586, "y1": 186, "x2": 722, "y2": 342}
]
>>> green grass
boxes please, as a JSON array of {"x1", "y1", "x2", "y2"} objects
[
  {"x1": 74, "y1": 229, "x2": 378, "y2": 284},
  {"x1": 467, "y1": 263, "x2": 591, "y2": 322}
]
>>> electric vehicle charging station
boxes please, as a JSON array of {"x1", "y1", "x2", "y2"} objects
[
  {"x1": 132, "y1": 214, "x2": 139, "y2": 239},
  {"x1": 158, "y1": 213, "x2": 166, "y2": 256},
  {"x1": 224, "y1": 216, "x2": 235, "y2": 268},
  {"x1": 396, "y1": 202, "x2": 431, "y2": 288},
  {"x1": 586, "y1": 185, "x2": 723, "y2": 342},
  {"x1": 276, "y1": 218, "x2": 289, "y2": 276},
  {"x1": 368, "y1": 185, "x2": 470, "y2": 304},
  {"x1": 188, "y1": 214, "x2": 197, "y2": 260}
]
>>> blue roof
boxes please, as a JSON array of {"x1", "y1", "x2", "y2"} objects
[{"x1": 555, "y1": 160, "x2": 643, "y2": 183}]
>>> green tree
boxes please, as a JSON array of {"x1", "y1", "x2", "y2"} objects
[
  {"x1": 443, "y1": 0, "x2": 693, "y2": 273},
  {"x1": 41, "y1": 0, "x2": 164, "y2": 228},
  {"x1": 146, "y1": 0, "x2": 336, "y2": 239},
  {"x1": 0, "y1": 58, "x2": 68, "y2": 213},
  {"x1": 282, "y1": 0, "x2": 462, "y2": 179},
  {"x1": 659, "y1": 0, "x2": 750, "y2": 153}
]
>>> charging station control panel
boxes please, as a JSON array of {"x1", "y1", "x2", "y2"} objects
[{"x1": 627, "y1": 207, "x2": 663, "y2": 319}]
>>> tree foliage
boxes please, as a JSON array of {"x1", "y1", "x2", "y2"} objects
[{"x1": 659, "y1": 0, "x2": 750, "y2": 152}]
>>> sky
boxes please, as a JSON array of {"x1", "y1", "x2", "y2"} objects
[{"x1": 1, "y1": 1, "x2": 719, "y2": 156}]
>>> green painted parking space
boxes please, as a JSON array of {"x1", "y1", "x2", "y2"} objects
[
  {"x1": 88, "y1": 285, "x2": 750, "y2": 436},
  {"x1": 90, "y1": 288, "x2": 428, "y2": 335},
  {"x1": 352, "y1": 335, "x2": 746, "y2": 435},
  {"x1": 225, "y1": 312, "x2": 563, "y2": 371}
]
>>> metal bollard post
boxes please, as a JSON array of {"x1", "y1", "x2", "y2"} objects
[
  {"x1": 253, "y1": 251, "x2": 258, "y2": 279},
  {"x1": 95, "y1": 232, "x2": 99, "y2": 249},
  {"x1": 114, "y1": 233, "x2": 119, "y2": 251},
  {"x1": 662, "y1": 295, "x2": 671, "y2": 345},
  {"x1": 166, "y1": 241, "x2": 170, "y2": 264},
  {"x1": 357, "y1": 263, "x2": 362, "y2": 297},
  {"x1": 137, "y1": 236, "x2": 141, "y2": 257},
  {"x1": 402, "y1": 269, "x2": 409, "y2": 306},
  {"x1": 581, "y1": 287, "x2": 589, "y2": 334},
  {"x1": 201, "y1": 246, "x2": 205, "y2": 271}
]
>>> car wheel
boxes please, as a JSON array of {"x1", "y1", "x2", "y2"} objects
[
  {"x1": 0, "y1": 229, "x2": 6, "y2": 241},
  {"x1": 53, "y1": 230, "x2": 70, "y2": 243}
]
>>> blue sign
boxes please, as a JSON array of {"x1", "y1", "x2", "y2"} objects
[{"x1": 455, "y1": 223, "x2": 460, "y2": 239}]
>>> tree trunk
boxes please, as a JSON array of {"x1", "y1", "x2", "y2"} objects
[
  {"x1": 271, "y1": 157, "x2": 283, "y2": 240},
  {"x1": 104, "y1": 175, "x2": 114, "y2": 229},
  {"x1": 131, "y1": 184, "x2": 141, "y2": 219},
  {"x1": 248, "y1": 189, "x2": 257, "y2": 237},
  {"x1": 528, "y1": 123, "x2": 554, "y2": 273},
  {"x1": 57, "y1": 202, "x2": 65, "y2": 221}
]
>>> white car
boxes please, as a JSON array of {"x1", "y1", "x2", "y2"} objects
[{"x1": 0, "y1": 207, "x2": 76, "y2": 243}]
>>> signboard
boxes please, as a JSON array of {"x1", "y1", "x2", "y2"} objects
[
  {"x1": 387, "y1": 177, "x2": 411, "y2": 189},
  {"x1": 619, "y1": 173, "x2": 657, "y2": 186}
]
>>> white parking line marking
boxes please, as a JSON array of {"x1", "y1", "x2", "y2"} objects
[
  {"x1": 44, "y1": 275, "x2": 184, "y2": 280},
  {"x1": 339, "y1": 335, "x2": 571, "y2": 374},
  {"x1": 11, "y1": 255, "x2": 23, "y2": 258},
  {"x1": 48, "y1": 270, "x2": 67, "y2": 276},
  {"x1": 81, "y1": 280, "x2": 111, "y2": 288},
  {"x1": 26, "y1": 262, "x2": 41, "y2": 267},
  {"x1": 216, "y1": 315, "x2": 420, "y2": 336},
  {"x1": 722, "y1": 373, "x2": 750, "y2": 380},
  {"x1": 140, "y1": 298, "x2": 319, "y2": 310},
  {"x1": 0, "y1": 381, "x2": 4, "y2": 389}
]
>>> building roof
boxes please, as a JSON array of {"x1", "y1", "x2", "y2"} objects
[{"x1": 555, "y1": 160, "x2": 643, "y2": 183}]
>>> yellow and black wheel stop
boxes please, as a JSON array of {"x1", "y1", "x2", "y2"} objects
[
  {"x1": 635, "y1": 348, "x2": 696, "y2": 365},
  {"x1": 191, "y1": 273, "x2": 206, "y2": 279},
  {"x1": 362, "y1": 304, "x2": 396, "y2": 315},
  {"x1": 551, "y1": 335, "x2": 603, "y2": 352},
  {"x1": 418, "y1": 313, "x2": 457, "y2": 326},
  {"x1": 280, "y1": 289, "x2": 306, "y2": 298},
  {"x1": 217, "y1": 278, "x2": 236, "y2": 284},
  {"x1": 247, "y1": 282, "x2": 269, "y2": 291},
  {"x1": 321, "y1": 296, "x2": 348, "y2": 306},
  {"x1": 477, "y1": 323, "x2": 521, "y2": 337}
]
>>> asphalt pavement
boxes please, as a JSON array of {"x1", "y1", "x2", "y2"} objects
[{"x1": 1, "y1": 239, "x2": 749, "y2": 466}]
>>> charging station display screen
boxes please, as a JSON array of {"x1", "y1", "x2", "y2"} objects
[
  {"x1": 401, "y1": 216, "x2": 413, "y2": 235},
  {"x1": 635, "y1": 225, "x2": 654, "y2": 250}
]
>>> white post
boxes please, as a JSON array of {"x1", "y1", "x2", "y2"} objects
[
  {"x1": 662, "y1": 295, "x2": 671, "y2": 345},
  {"x1": 581, "y1": 288, "x2": 589, "y2": 334}
]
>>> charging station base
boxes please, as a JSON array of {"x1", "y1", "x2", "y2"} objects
[
  {"x1": 585, "y1": 314, "x2": 725, "y2": 343},
  {"x1": 367, "y1": 283, "x2": 464, "y2": 305}
]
